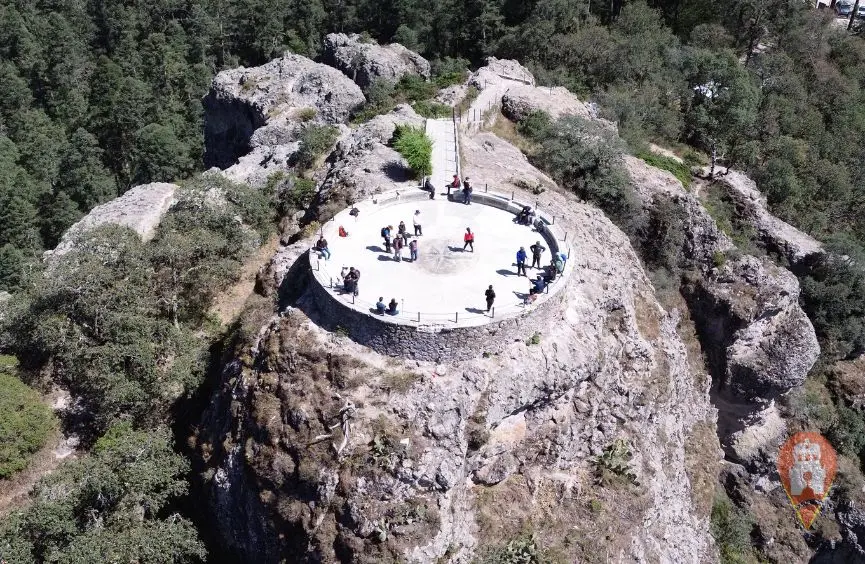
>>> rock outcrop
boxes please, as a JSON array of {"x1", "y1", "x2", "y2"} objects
[
  {"x1": 501, "y1": 84, "x2": 593, "y2": 122},
  {"x1": 48, "y1": 182, "x2": 178, "y2": 257},
  {"x1": 322, "y1": 33, "x2": 431, "y2": 90},
  {"x1": 626, "y1": 156, "x2": 819, "y2": 466},
  {"x1": 708, "y1": 170, "x2": 823, "y2": 269},
  {"x1": 203, "y1": 53, "x2": 364, "y2": 169},
  {"x1": 198, "y1": 124, "x2": 719, "y2": 563}
]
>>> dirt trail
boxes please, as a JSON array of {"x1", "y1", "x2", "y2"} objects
[
  {"x1": 210, "y1": 234, "x2": 281, "y2": 326},
  {"x1": 0, "y1": 432, "x2": 64, "y2": 517}
]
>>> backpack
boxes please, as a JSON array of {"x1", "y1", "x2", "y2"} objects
[{"x1": 381, "y1": 227, "x2": 387, "y2": 237}]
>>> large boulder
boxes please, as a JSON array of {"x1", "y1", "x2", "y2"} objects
[
  {"x1": 49, "y1": 182, "x2": 178, "y2": 257},
  {"x1": 501, "y1": 84, "x2": 593, "y2": 122},
  {"x1": 203, "y1": 53, "x2": 364, "y2": 169},
  {"x1": 322, "y1": 33, "x2": 430, "y2": 90}
]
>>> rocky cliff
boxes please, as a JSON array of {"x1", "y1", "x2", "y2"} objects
[
  {"x1": 322, "y1": 33, "x2": 431, "y2": 90},
  {"x1": 48, "y1": 182, "x2": 177, "y2": 257},
  {"x1": 203, "y1": 53, "x2": 364, "y2": 170},
  {"x1": 195, "y1": 54, "x2": 719, "y2": 560}
]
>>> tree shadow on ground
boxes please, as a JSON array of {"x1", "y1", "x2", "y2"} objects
[
  {"x1": 366, "y1": 245, "x2": 385, "y2": 253},
  {"x1": 381, "y1": 160, "x2": 411, "y2": 182}
]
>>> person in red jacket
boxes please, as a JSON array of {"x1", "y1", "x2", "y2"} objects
[
  {"x1": 447, "y1": 174, "x2": 461, "y2": 196},
  {"x1": 463, "y1": 227, "x2": 474, "y2": 252}
]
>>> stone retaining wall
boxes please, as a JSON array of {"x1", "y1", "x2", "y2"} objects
[{"x1": 306, "y1": 268, "x2": 566, "y2": 362}]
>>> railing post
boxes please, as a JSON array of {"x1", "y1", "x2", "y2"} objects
[
  {"x1": 330, "y1": 277, "x2": 333, "y2": 288},
  {"x1": 352, "y1": 294, "x2": 355, "y2": 304},
  {"x1": 417, "y1": 312, "x2": 420, "y2": 322},
  {"x1": 552, "y1": 215, "x2": 555, "y2": 225},
  {"x1": 511, "y1": 191, "x2": 514, "y2": 200},
  {"x1": 491, "y1": 307, "x2": 495, "y2": 318},
  {"x1": 455, "y1": 311, "x2": 459, "y2": 323}
]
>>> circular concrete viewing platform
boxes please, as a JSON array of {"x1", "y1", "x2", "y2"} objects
[{"x1": 308, "y1": 188, "x2": 574, "y2": 360}]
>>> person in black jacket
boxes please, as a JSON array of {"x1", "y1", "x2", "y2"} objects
[
  {"x1": 529, "y1": 240, "x2": 546, "y2": 269},
  {"x1": 485, "y1": 285, "x2": 496, "y2": 312}
]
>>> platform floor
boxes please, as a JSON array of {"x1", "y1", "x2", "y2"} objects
[{"x1": 315, "y1": 197, "x2": 556, "y2": 325}]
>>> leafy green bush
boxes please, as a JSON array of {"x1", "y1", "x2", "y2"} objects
[
  {"x1": 0, "y1": 367, "x2": 55, "y2": 479},
  {"x1": 3, "y1": 178, "x2": 275, "y2": 431},
  {"x1": 478, "y1": 534, "x2": 545, "y2": 564},
  {"x1": 636, "y1": 151, "x2": 693, "y2": 188},
  {"x1": 0, "y1": 423, "x2": 205, "y2": 563},
  {"x1": 295, "y1": 124, "x2": 340, "y2": 171},
  {"x1": 394, "y1": 74, "x2": 438, "y2": 102},
  {"x1": 710, "y1": 492, "x2": 756, "y2": 564},
  {"x1": 533, "y1": 116, "x2": 644, "y2": 237},
  {"x1": 516, "y1": 111, "x2": 552, "y2": 140},
  {"x1": 828, "y1": 404, "x2": 865, "y2": 458},
  {"x1": 393, "y1": 125, "x2": 432, "y2": 178},
  {"x1": 594, "y1": 438, "x2": 637, "y2": 486},
  {"x1": 412, "y1": 100, "x2": 452, "y2": 118},
  {"x1": 431, "y1": 57, "x2": 470, "y2": 87}
]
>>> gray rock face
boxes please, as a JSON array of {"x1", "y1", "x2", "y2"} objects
[
  {"x1": 49, "y1": 182, "x2": 178, "y2": 257},
  {"x1": 837, "y1": 502, "x2": 865, "y2": 558},
  {"x1": 501, "y1": 84, "x2": 593, "y2": 122},
  {"x1": 626, "y1": 156, "x2": 819, "y2": 468},
  {"x1": 709, "y1": 170, "x2": 823, "y2": 268},
  {"x1": 203, "y1": 53, "x2": 364, "y2": 169},
  {"x1": 322, "y1": 33, "x2": 431, "y2": 90},
  {"x1": 200, "y1": 129, "x2": 718, "y2": 563}
]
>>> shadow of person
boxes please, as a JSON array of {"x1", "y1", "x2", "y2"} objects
[
  {"x1": 377, "y1": 255, "x2": 399, "y2": 261},
  {"x1": 366, "y1": 245, "x2": 385, "y2": 253},
  {"x1": 496, "y1": 269, "x2": 516, "y2": 277},
  {"x1": 447, "y1": 245, "x2": 465, "y2": 253},
  {"x1": 465, "y1": 307, "x2": 487, "y2": 314}
]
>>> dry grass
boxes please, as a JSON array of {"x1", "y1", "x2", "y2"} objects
[
  {"x1": 488, "y1": 114, "x2": 539, "y2": 156},
  {"x1": 210, "y1": 233, "x2": 280, "y2": 326},
  {"x1": 683, "y1": 419, "x2": 720, "y2": 520}
]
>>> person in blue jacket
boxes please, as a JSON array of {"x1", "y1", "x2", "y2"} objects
[{"x1": 516, "y1": 246, "x2": 527, "y2": 276}]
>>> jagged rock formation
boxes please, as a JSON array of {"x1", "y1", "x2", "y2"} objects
[
  {"x1": 198, "y1": 83, "x2": 718, "y2": 559},
  {"x1": 48, "y1": 182, "x2": 177, "y2": 257},
  {"x1": 322, "y1": 33, "x2": 431, "y2": 90},
  {"x1": 626, "y1": 157, "x2": 820, "y2": 466},
  {"x1": 708, "y1": 170, "x2": 824, "y2": 269},
  {"x1": 501, "y1": 84, "x2": 593, "y2": 122},
  {"x1": 203, "y1": 53, "x2": 364, "y2": 169}
]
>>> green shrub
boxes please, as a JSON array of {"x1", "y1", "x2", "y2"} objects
[
  {"x1": 0, "y1": 424, "x2": 205, "y2": 563},
  {"x1": 393, "y1": 125, "x2": 432, "y2": 178},
  {"x1": 828, "y1": 404, "x2": 865, "y2": 458},
  {"x1": 525, "y1": 332, "x2": 541, "y2": 346},
  {"x1": 710, "y1": 491, "x2": 756, "y2": 564},
  {"x1": 516, "y1": 111, "x2": 552, "y2": 140},
  {"x1": 636, "y1": 151, "x2": 693, "y2": 188},
  {"x1": 295, "y1": 124, "x2": 340, "y2": 171},
  {"x1": 477, "y1": 534, "x2": 545, "y2": 564},
  {"x1": 594, "y1": 438, "x2": 637, "y2": 486},
  {"x1": 0, "y1": 368, "x2": 55, "y2": 479},
  {"x1": 286, "y1": 177, "x2": 317, "y2": 210},
  {"x1": 455, "y1": 85, "x2": 480, "y2": 116},
  {"x1": 412, "y1": 100, "x2": 452, "y2": 118},
  {"x1": 713, "y1": 251, "x2": 727, "y2": 268},
  {"x1": 431, "y1": 57, "x2": 470, "y2": 87},
  {"x1": 533, "y1": 116, "x2": 644, "y2": 237},
  {"x1": 394, "y1": 74, "x2": 438, "y2": 102}
]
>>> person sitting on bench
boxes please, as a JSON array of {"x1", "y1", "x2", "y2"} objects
[
  {"x1": 517, "y1": 206, "x2": 532, "y2": 225},
  {"x1": 529, "y1": 275, "x2": 547, "y2": 295},
  {"x1": 542, "y1": 263, "x2": 557, "y2": 284},
  {"x1": 375, "y1": 297, "x2": 386, "y2": 315},
  {"x1": 387, "y1": 298, "x2": 399, "y2": 315}
]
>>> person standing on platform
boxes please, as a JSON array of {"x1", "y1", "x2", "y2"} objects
[
  {"x1": 485, "y1": 285, "x2": 496, "y2": 312},
  {"x1": 463, "y1": 227, "x2": 475, "y2": 252}
]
